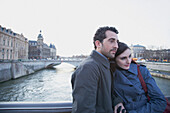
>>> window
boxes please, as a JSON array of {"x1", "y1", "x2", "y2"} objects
[
  {"x1": 2, "y1": 54, "x2": 4, "y2": 59},
  {"x1": 7, "y1": 49, "x2": 9, "y2": 59},
  {"x1": 2, "y1": 48, "x2": 4, "y2": 53},
  {"x1": 8, "y1": 40, "x2": 9, "y2": 46},
  {"x1": 3, "y1": 39, "x2": 5, "y2": 45},
  {"x1": 11, "y1": 40, "x2": 13, "y2": 47},
  {"x1": 10, "y1": 50, "x2": 12, "y2": 59}
]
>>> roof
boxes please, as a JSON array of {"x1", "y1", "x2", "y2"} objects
[
  {"x1": 38, "y1": 34, "x2": 43, "y2": 39},
  {"x1": 50, "y1": 44, "x2": 56, "y2": 49},
  {"x1": 29, "y1": 40, "x2": 37, "y2": 43},
  {"x1": 133, "y1": 44, "x2": 145, "y2": 48},
  {"x1": 37, "y1": 30, "x2": 43, "y2": 39}
]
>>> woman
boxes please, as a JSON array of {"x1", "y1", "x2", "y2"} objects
[{"x1": 113, "y1": 42, "x2": 167, "y2": 113}]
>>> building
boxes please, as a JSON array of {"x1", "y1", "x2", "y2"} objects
[
  {"x1": 144, "y1": 49, "x2": 170, "y2": 62},
  {"x1": 131, "y1": 44, "x2": 170, "y2": 62},
  {"x1": 50, "y1": 44, "x2": 57, "y2": 59},
  {"x1": 28, "y1": 31, "x2": 56, "y2": 59},
  {"x1": 0, "y1": 25, "x2": 28, "y2": 60},
  {"x1": 130, "y1": 44, "x2": 146, "y2": 59}
]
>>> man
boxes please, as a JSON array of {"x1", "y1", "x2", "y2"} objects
[{"x1": 71, "y1": 26, "x2": 124, "y2": 113}]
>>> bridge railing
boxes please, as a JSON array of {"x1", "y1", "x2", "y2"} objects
[
  {"x1": 0, "y1": 96, "x2": 170, "y2": 113},
  {"x1": 0, "y1": 102, "x2": 72, "y2": 113}
]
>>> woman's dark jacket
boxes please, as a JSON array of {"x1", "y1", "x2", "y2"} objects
[{"x1": 114, "y1": 62, "x2": 167, "y2": 113}]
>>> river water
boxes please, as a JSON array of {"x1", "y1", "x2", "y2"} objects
[{"x1": 0, "y1": 62, "x2": 170, "y2": 102}]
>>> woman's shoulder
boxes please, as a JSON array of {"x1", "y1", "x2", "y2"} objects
[
  {"x1": 138, "y1": 63, "x2": 147, "y2": 71},
  {"x1": 131, "y1": 62, "x2": 147, "y2": 69},
  {"x1": 128, "y1": 62, "x2": 147, "y2": 75}
]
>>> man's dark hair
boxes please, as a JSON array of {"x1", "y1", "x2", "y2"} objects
[{"x1": 93, "y1": 26, "x2": 119, "y2": 49}]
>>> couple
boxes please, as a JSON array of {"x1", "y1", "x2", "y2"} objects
[{"x1": 71, "y1": 26, "x2": 166, "y2": 113}]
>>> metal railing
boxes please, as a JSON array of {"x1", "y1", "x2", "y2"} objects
[
  {"x1": 0, "y1": 102, "x2": 72, "y2": 113},
  {"x1": 0, "y1": 97, "x2": 170, "y2": 113}
]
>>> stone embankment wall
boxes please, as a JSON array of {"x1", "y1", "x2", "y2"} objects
[
  {"x1": 141, "y1": 62, "x2": 170, "y2": 72},
  {"x1": 139, "y1": 62, "x2": 170, "y2": 79},
  {"x1": 0, "y1": 60, "x2": 61, "y2": 83}
]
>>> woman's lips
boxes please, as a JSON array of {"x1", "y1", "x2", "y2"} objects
[{"x1": 124, "y1": 65, "x2": 130, "y2": 67}]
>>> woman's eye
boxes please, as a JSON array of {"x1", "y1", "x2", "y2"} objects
[{"x1": 120, "y1": 57, "x2": 126, "y2": 60}]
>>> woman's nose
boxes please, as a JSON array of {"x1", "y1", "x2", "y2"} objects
[{"x1": 127, "y1": 58, "x2": 131, "y2": 64}]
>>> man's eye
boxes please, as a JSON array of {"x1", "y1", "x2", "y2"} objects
[{"x1": 110, "y1": 40, "x2": 114, "y2": 43}]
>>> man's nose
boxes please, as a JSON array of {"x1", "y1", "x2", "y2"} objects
[{"x1": 113, "y1": 42, "x2": 118, "y2": 48}]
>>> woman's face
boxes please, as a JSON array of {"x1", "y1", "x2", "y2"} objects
[{"x1": 115, "y1": 48, "x2": 132, "y2": 70}]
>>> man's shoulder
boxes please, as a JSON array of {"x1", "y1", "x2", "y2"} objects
[
  {"x1": 72, "y1": 56, "x2": 100, "y2": 79},
  {"x1": 79, "y1": 56, "x2": 99, "y2": 68}
]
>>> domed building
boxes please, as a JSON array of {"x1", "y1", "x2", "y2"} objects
[{"x1": 130, "y1": 44, "x2": 146, "y2": 60}]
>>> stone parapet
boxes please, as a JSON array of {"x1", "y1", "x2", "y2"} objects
[{"x1": 0, "y1": 60, "x2": 61, "y2": 83}]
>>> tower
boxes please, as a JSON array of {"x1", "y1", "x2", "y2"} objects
[{"x1": 37, "y1": 30, "x2": 43, "y2": 59}]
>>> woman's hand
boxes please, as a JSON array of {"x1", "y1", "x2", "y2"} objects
[{"x1": 114, "y1": 103, "x2": 126, "y2": 113}]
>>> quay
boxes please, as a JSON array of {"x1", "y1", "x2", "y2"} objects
[
  {"x1": 138, "y1": 62, "x2": 170, "y2": 79},
  {"x1": 0, "y1": 58, "x2": 170, "y2": 83},
  {"x1": 0, "y1": 60, "x2": 61, "y2": 83}
]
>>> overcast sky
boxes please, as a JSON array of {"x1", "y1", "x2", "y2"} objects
[{"x1": 1, "y1": 0, "x2": 170, "y2": 56}]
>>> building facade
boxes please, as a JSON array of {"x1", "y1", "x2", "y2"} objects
[
  {"x1": 130, "y1": 44, "x2": 170, "y2": 62},
  {"x1": 130, "y1": 44, "x2": 146, "y2": 59},
  {"x1": 28, "y1": 31, "x2": 56, "y2": 59},
  {"x1": 50, "y1": 44, "x2": 57, "y2": 59},
  {"x1": 0, "y1": 25, "x2": 28, "y2": 60},
  {"x1": 144, "y1": 49, "x2": 170, "y2": 62}
]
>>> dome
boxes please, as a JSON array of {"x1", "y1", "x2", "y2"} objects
[
  {"x1": 133, "y1": 44, "x2": 145, "y2": 48},
  {"x1": 37, "y1": 30, "x2": 43, "y2": 39}
]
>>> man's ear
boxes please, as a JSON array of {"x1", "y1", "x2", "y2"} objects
[{"x1": 95, "y1": 40, "x2": 102, "y2": 48}]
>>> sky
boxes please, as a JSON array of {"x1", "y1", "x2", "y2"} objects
[{"x1": 0, "y1": 0, "x2": 170, "y2": 56}]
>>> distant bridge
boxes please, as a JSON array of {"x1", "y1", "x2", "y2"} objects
[{"x1": 60, "y1": 57, "x2": 85, "y2": 67}]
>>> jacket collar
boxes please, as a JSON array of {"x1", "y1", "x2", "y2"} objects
[
  {"x1": 90, "y1": 50, "x2": 110, "y2": 69},
  {"x1": 127, "y1": 63, "x2": 138, "y2": 75}
]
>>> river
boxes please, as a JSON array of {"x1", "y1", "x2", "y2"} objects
[{"x1": 0, "y1": 62, "x2": 170, "y2": 102}]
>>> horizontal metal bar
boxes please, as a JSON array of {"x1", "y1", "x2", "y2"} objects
[
  {"x1": 0, "y1": 102, "x2": 72, "y2": 113},
  {"x1": 0, "y1": 97, "x2": 169, "y2": 113}
]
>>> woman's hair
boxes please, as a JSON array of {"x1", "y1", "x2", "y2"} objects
[
  {"x1": 115, "y1": 42, "x2": 136, "y2": 64},
  {"x1": 110, "y1": 42, "x2": 131, "y2": 71},
  {"x1": 115, "y1": 42, "x2": 130, "y2": 58}
]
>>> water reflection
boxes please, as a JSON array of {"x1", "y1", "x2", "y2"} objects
[
  {"x1": 0, "y1": 63, "x2": 75, "y2": 102},
  {"x1": 153, "y1": 76, "x2": 170, "y2": 96}
]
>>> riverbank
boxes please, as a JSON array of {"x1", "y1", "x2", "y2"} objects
[
  {"x1": 0, "y1": 60, "x2": 61, "y2": 83},
  {"x1": 139, "y1": 62, "x2": 170, "y2": 72},
  {"x1": 151, "y1": 72, "x2": 170, "y2": 79},
  {"x1": 137, "y1": 62, "x2": 170, "y2": 79}
]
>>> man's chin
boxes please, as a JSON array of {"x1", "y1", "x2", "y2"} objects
[{"x1": 108, "y1": 54, "x2": 115, "y2": 59}]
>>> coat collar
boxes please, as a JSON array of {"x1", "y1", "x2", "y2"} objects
[
  {"x1": 118, "y1": 63, "x2": 138, "y2": 75},
  {"x1": 90, "y1": 50, "x2": 110, "y2": 69},
  {"x1": 127, "y1": 63, "x2": 138, "y2": 75}
]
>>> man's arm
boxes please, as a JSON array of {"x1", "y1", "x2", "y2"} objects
[{"x1": 71, "y1": 64, "x2": 99, "y2": 113}]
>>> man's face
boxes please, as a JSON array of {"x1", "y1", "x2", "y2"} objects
[{"x1": 98, "y1": 30, "x2": 119, "y2": 59}]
